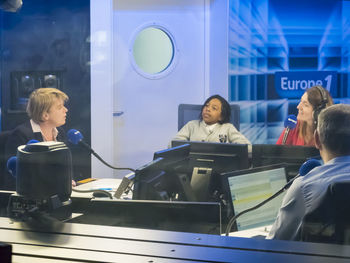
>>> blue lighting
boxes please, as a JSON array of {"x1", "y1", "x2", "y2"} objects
[{"x1": 229, "y1": 0, "x2": 349, "y2": 143}]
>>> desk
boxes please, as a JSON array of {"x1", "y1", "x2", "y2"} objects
[
  {"x1": 228, "y1": 225, "x2": 271, "y2": 239},
  {"x1": 72, "y1": 178, "x2": 124, "y2": 198},
  {"x1": 0, "y1": 217, "x2": 349, "y2": 262}
]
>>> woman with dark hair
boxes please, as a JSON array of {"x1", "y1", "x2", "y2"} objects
[
  {"x1": 276, "y1": 85, "x2": 333, "y2": 146},
  {"x1": 172, "y1": 95, "x2": 251, "y2": 144}
]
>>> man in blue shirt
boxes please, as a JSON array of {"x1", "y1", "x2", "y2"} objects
[{"x1": 267, "y1": 104, "x2": 350, "y2": 240}]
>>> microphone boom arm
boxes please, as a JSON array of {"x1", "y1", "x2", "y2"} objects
[{"x1": 80, "y1": 140, "x2": 135, "y2": 173}]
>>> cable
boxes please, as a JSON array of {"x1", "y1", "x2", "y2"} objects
[
  {"x1": 67, "y1": 129, "x2": 135, "y2": 173},
  {"x1": 89, "y1": 147, "x2": 135, "y2": 173}
]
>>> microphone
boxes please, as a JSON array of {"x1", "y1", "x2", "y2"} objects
[
  {"x1": 67, "y1": 129, "x2": 135, "y2": 172},
  {"x1": 27, "y1": 139, "x2": 40, "y2": 145},
  {"x1": 67, "y1": 129, "x2": 93, "y2": 153},
  {"x1": 295, "y1": 158, "x2": 321, "y2": 179},
  {"x1": 282, "y1": 114, "x2": 297, "y2": 145},
  {"x1": 6, "y1": 139, "x2": 41, "y2": 178},
  {"x1": 7, "y1": 156, "x2": 17, "y2": 178},
  {"x1": 225, "y1": 159, "x2": 322, "y2": 236},
  {"x1": 281, "y1": 158, "x2": 321, "y2": 190}
]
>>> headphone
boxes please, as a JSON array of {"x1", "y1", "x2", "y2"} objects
[{"x1": 313, "y1": 85, "x2": 328, "y2": 126}]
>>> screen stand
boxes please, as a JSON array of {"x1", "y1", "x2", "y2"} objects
[
  {"x1": 191, "y1": 167, "x2": 212, "y2": 201},
  {"x1": 174, "y1": 173, "x2": 197, "y2": 201},
  {"x1": 114, "y1": 173, "x2": 135, "y2": 199}
]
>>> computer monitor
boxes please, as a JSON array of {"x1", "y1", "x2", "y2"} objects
[
  {"x1": 132, "y1": 155, "x2": 196, "y2": 201},
  {"x1": 252, "y1": 144, "x2": 320, "y2": 179},
  {"x1": 171, "y1": 140, "x2": 249, "y2": 201},
  {"x1": 221, "y1": 164, "x2": 288, "y2": 232},
  {"x1": 116, "y1": 144, "x2": 191, "y2": 200},
  {"x1": 153, "y1": 143, "x2": 190, "y2": 166}
]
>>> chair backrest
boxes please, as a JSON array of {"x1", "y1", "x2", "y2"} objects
[
  {"x1": 178, "y1": 104, "x2": 240, "y2": 131},
  {"x1": 301, "y1": 181, "x2": 350, "y2": 244},
  {"x1": 0, "y1": 131, "x2": 12, "y2": 189}
]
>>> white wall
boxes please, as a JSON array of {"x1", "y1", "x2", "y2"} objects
[
  {"x1": 90, "y1": 0, "x2": 229, "y2": 178},
  {"x1": 90, "y1": 0, "x2": 114, "y2": 178}
]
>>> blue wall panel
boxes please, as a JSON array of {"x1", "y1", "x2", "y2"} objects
[{"x1": 229, "y1": 0, "x2": 350, "y2": 144}]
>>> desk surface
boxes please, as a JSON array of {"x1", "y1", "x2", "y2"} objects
[
  {"x1": 72, "y1": 178, "x2": 126, "y2": 198},
  {"x1": 228, "y1": 225, "x2": 272, "y2": 239},
  {"x1": 75, "y1": 178, "x2": 122, "y2": 190},
  {"x1": 0, "y1": 217, "x2": 349, "y2": 263},
  {"x1": 2, "y1": 179, "x2": 348, "y2": 262}
]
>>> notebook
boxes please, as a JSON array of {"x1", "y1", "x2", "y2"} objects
[{"x1": 221, "y1": 164, "x2": 288, "y2": 232}]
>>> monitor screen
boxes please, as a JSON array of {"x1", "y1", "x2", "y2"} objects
[
  {"x1": 132, "y1": 158, "x2": 167, "y2": 200},
  {"x1": 221, "y1": 164, "x2": 287, "y2": 231},
  {"x1": 171, "y1": 140, "x2": 249, "y2": 202},
  {"x1": 133, "y1": 154, "x2": 196, "y2": 202},
  {"x1": 252, "y1": 144, "x2": 320, "y2": 179},
  {"x1": 171, "y1": 140, "x2": 249, "y2": 173},
  {"x1": 153, "y1": 143, "x2": 190, "y2": 167}
]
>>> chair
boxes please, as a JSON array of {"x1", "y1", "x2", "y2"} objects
[
  {"x1": 178, "y1": 103, "x2": 240, "y2": 131},
  {"x1": 0, "y1": 131, "x2": 12, "y2": 189},
  {"x1": 300, "y1": 181, "x2": 350, "y2": 245}
]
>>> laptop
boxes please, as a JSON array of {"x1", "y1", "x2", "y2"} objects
[{"x1": 221, "y1": 164, "x2": 288, "y2": 232}]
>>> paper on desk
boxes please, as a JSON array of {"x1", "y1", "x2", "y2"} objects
[{"x1": 74, "y1": 178, "x2": 122, "y2": 191}]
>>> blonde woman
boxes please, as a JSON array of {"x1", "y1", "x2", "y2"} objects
[{"x1": 4, "y1": 88, "x2": 70, "y2": 189}]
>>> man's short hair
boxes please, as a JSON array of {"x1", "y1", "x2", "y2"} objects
[
  {"x1": 317, "y1": 104, "x2": 350, "y2": 155},
  {"x1": 26, "y1": 88, "x2": 68, "y2": 123}
]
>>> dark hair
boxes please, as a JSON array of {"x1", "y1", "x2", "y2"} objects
[
  {"x1": 306, "y1": 85, "x2": 333, "y2": 124},
  {"x1": 199, "y1": 94, "x2": 231, "y2": 124},
  {"x1": 299, "y1": 86, "x2": 334, "y2": 140},
  {"x1": 318, "y1": 104, "x2": 350, "y2": 155}
]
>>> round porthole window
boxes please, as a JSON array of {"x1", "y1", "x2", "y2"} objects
[{"x1": 130, "y1": 24, "x2": 178, "y2": 79}]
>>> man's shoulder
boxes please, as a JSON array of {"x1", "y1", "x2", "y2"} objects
[{"x1": 299, "y1": 167, "x2": 322, "y2": 185}]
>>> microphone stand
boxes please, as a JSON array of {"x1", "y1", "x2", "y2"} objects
[{"x1": 282, "y1": 128, "x2": 290, "y2": 145}]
